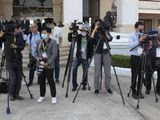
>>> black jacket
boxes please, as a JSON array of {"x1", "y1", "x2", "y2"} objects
[
  {"x1": 68, "y1": 33, "x2": 93, "y2": 59},
  {"x1": 4, "y1": 32, "x2": 25, "y2": 65},
  {"x1": 91, "y1": 32, "x2": 113, "y2": 54},
  {"x1": 21, "y1": 20, "x2": 30, "y2": 35}
]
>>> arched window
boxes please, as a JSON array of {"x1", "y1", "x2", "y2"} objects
[{"x1": 13, "y1": 0, "x2": 53, "y2": 16}]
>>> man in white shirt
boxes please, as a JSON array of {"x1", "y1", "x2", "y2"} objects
[
  {"x1": 129, "y1": 21, "x2": 147, "y2": 99},
  {"x1": 49, "y1": 19, "x2": 63, "y2": 83}
]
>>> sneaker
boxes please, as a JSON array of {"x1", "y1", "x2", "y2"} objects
[
  {"x1": 106, "y1": 89, "x2": 113, "y2": 95},
  {"x1": 37, "y1": 97, "x2": 45, "y2": 103},
  {"x1": 146, "y1": 90, "x2": 150, "y2": 95},
  {"x1": 15, "y1": 95, "x2": 24, "y2": 100},
  {"x1": 56, "y1": 80, "x2": 60, "y2": 84},
  {"x1": 82, "y1": 86, "x2": 87, "y2": 91},
  {"x1": 52, "y1": 97, "x2": 57, "y2": 104},
  {"x1": 132, "y1": 93, "x2": 138, "y2": 99},
  {"x1": 94, "y1": 90, "x2": 99, "y2": 94}
]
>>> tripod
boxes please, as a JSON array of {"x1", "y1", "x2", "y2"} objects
[
  {"x1": 62, "y1": 35, "x2": 91, "y2": 97},
  {"x1": 127, "y1": 44, "x2": 159, "y2": 109},
  {"x1": 0, "y1": 51, "x2": 33, "y2": 114},
  {"x1": 72, "y1": 33, "x2": 125, "y2": 105}
]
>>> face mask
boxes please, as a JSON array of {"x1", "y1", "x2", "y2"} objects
[
  {"x1": 41, "y1": 34, "x2": 48, "y2": 40},
  {"x1": 81, "y1": 32, "x2": 87, "y2": 37}
]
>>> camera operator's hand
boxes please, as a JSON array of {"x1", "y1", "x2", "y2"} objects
[
  {"x1": 10, "y1": 44, "x2": 17, "y2": 49},
  {"x1": 91, "y1": 25, "x2": 99, "y2": 39},
  {"x1": 139, "y1": 34, "x2": 147, "y2": 42},
  {"x1": 45, "y1": 63, "x2": 48, "y2": 68}
]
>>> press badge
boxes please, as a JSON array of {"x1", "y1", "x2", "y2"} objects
[
  {"x1": 42, "y1": 52, "x2": 48, "y2": 58},
  {"x1": 156, "y1": 48, "x2": 160, "y2": 57},
  {"x1": 138, "y1": 47, "x2": 143, "y2": 55}
]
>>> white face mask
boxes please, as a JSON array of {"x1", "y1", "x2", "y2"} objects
[{"x1": 81, "y1": 32, "x2": 87, "y2": 37}]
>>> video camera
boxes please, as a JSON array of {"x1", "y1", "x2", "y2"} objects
[
  {"x1": 139, "y1": 31, "x2": 158, "y2": 44},
  {"x1": 69, "y1": 20, "x2": 83, "y2": 36}
]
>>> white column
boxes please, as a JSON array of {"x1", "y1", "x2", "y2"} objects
[
  {"x1": 116, "y1": 0, "x2": 139, "y2": 33},
  {"x1": 63, "y1": 0, "x2": 83, "y2": 24}
]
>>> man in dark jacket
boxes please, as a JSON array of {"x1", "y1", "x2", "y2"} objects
[
  {"x1": 0, "y1": 23, "x2": 25, "y2": 101},
  {"x1": 68, "y1": 25, "x2": 93, "y2": 91}
]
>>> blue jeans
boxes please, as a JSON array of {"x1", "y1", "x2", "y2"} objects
[
  {"x1": 72, "y1": 59, "x2": 88, "y2": 87},
  {"x1": 55, "y1": 48, "x2": 60, "y2": 81}
]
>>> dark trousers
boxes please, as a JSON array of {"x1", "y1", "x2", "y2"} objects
[
  {"x1": 9, "y1": 64, "x2": 22, "y2": 96},
  {"x1": 29, "y1": 63, "x2": 36, "y2": 84},
  {"x1": 55, "y1": 48, "x2": 60, "y2": 81},
  {"x1": 38, "y1": 69, "x2": 56, "y2": 97},
  {"x1": 146, "y1": 59, "x2": 160, "y2": 93},
  {"x1": 130, "y1": 55, "x2": 142, "y2": 94},
  {"x1": 72, "y1": 59, "x2": 88, "y2": 87}
]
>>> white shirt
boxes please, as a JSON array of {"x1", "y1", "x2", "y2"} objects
[
  {"x1": 50, "y1": 27, "x2": 62, "y2": 45},
  {"x1": 129, "y1": 32, "x2": 140, "y2": 56}
]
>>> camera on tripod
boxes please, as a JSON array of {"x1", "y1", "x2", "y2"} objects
[{"x1": 139, "y1": 31, "x2": 157, "y2": 44}]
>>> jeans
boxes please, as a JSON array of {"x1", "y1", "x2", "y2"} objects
[{"x1": 72, "y1": 59, "x2": 88, "y2": 87}]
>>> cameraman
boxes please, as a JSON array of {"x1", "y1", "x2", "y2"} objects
[
  {"x1": 0, "y1": 23, "x2": 25, "y2": 101},
  {"x1": 129, "y1": 21, "x2": 147, "y2": 99},
  {"x1": 145, "y1": 30, "x2": 160, "y2": 95},
  {"x1": 90, "y1": 19, "x2": 113, "y2": 95},
  {"x1": 68, "y1": 25, "x2": 93, "y2": 91},
  {"x1": 26, "y1": 23, "x2": 41, "y2": 86},
  {"x1": 35, "y1": 27, "x2": 57, "y2": 104}
]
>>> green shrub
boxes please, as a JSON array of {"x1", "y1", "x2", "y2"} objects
[{"x1": 112, "y1": 55, "x2": 130, "y2": 68}]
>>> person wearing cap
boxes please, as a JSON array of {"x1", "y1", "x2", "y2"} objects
[{"x1": 68, "y1": 25, "x2": 93, "y2": 91}]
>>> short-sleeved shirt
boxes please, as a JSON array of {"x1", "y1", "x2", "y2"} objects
[
  {"x1": 50, "y1": 27, "x2": 62, "y2": 45},
  {"x1": 27, "y1": 32, "x2": 41, "y2": 58}
]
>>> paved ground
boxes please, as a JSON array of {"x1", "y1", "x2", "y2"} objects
[{"x1": 0, "y1": 67, "x2": 160, "y2": 120}]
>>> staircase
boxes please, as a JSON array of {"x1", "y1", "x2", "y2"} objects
[{"x1": 0, "y1": 45, "x2": 70, "y2": 69}]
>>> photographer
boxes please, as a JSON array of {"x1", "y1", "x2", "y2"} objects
[
  {"x1": 68, "y1": 25, "x2": 93, "y2": 91},
  {"x1": 0, "y1": 23, "x2": 25, "y2": 101},
  {"x1": 145, "y1": 30, "x2": 160, "y2": 95},
  {"x1": 26, "y1": 23, "x2": 41, "y2": 86},
  {"x1": 35, "y1": 27, "x2": 57, "y2": 104},
  {"x1": 46, "y1": 18, "x2": 63, "y2": 83},
  {"x1": 90, "y1": 19, "x2": 113, "y2": 95},
  {"x1": 129, "y1": 21, "x2": 147, "y2": 99}
]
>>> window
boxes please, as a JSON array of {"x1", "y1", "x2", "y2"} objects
[
  {"x1": 83, "y1": 0, "x2": 100, "y2": 18},
  {"x1": 13, "y1": 0, "x2": 53, "y2": 16}
]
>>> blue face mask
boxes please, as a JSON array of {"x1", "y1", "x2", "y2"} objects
[{"x1": 41, "y1": 34, "x2": 48, "y2": 40}]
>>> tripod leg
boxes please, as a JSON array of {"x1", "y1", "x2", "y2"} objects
[
  {"x1": 152, "y1": 76, "x2": 159, "y2": 103},
  {"x1": 112, "y1": 64, "x2": 125, "y2": 105},
  {"x1": 100, "y1": 63, "x2": 103, "y2": 90},
  {"x1": 6, "y1": 81, "x2": 11, "y2": 114},
  {"x1": 22, "y1": 73, "x2": 33, "y2": 99},
  {"x1": 62, "y1": 46, "x2": 71, "y2": 88}
]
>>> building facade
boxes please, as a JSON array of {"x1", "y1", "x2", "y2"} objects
[{"x1": 0, "y1": 0, "x2": 160, "y2": 33}]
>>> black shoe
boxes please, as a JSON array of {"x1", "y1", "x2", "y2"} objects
[
  {"x1": 95, "y1": 90, "x2": 99, "y2": 94},
  {"x1": 82, "y1": 86, "x2": 87, "y2": 91},
  {"x1": 10, "y1": 95, "x2": 16, "y2": 101},
  {"x1": 72, "y1": 87, "x2": 77, "y2": 92},
  {"x1": 27, "y1": 83, "x2": 32, "y2": 87},
  {"x1": 137, "y1": 92, "x2": 144, "y2": 99},
  {"x1": 56, "y1": 80, "x2": 60, "y2": 84},
  {"x1": 132, "y1": 93, "x2": 138, "y2": 99},
  {"x1": 146, "y1": 90, "x2": 150, "y2": 95},
  {"x1": 14, "y1": 95, "x2": 24, "y2": 100},
  {"x1": 106, "y1": 89, "x2": 113, "y2": 95}
]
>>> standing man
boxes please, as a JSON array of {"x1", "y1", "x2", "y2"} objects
[
  {"x1": 21, "y1": 15, "x2": 30, "y2": 35},
  {"x1": 68, "y1": 25, "x2": 93, "y2": 91},
  {"x1": 129, "y1": 21, "x2": 146, "y2": 99},
  {"x1": 0, "y1": 24, "x2": 25, "y2": 101},
  {"x1": 26, "y1": 23, "x2": 41, "y2": 86},
  {"x1": 90, "y1": 19, "x2": 113, "y2": 95},
  {"x1": 49, "y1": 18, "x2": 63, "y2": 83}
]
